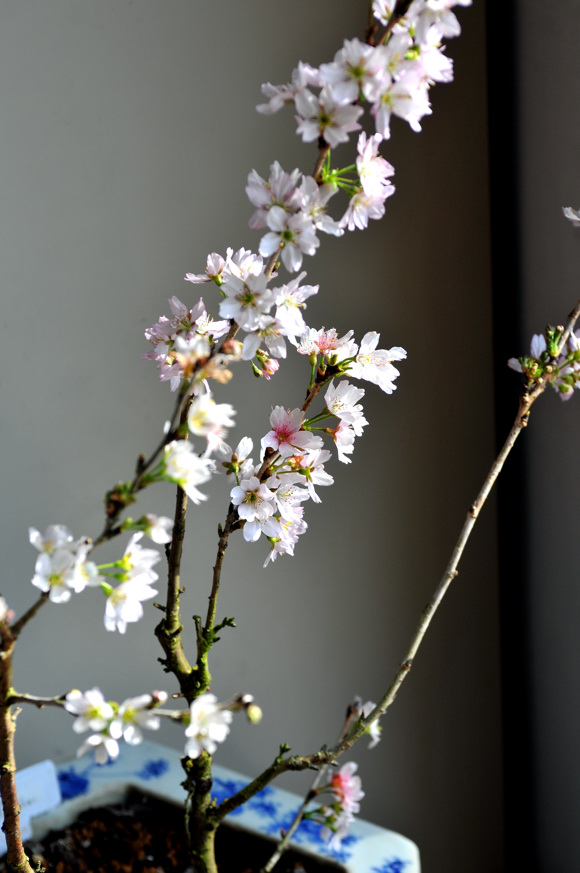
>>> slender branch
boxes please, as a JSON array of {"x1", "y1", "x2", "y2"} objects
[
  {"x1": 321, "y1": 298, "x2": 580, "y2": 753},
  {"x1": 216, "y1": 301, "x2": 580, "y2": 823},
  {"x1": 313, "y1": 143, "x2": 331, "y2": 183},
  {"x1": 262, "y1": 703, "x2": 359, "y2": 873},
  {"x1": 373, "y1": 0, "x2": 414, "y2": 45},
  {"x1": 154, "y1": 402, "x2": 196, "y2": 695},
  {"x1": 204, "y1": 508, "x2": 238, "y2": 636},
  {"x1": 6, "y1": 692, "x2": 66, "y2": 710},
  {"x1": 10, "y1": 592, "x2": 49, "y2": 640}
]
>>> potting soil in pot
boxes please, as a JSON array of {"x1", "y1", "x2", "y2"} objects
[{"x1": 0, "y1": 791, "x2": 339, "y2": 873}]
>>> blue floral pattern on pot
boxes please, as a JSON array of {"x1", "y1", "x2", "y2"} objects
[{"x1": 37, "y1": 741, "x2": 419, "y2": 873}]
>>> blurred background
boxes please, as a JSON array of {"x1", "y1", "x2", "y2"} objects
[{"x1": 0, "y1": 2, "x2": 578, "y2": 871}]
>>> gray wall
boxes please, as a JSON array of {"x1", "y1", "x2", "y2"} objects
[{"x1": 0, "y1": 3, "x2": 501, "y2": 872}]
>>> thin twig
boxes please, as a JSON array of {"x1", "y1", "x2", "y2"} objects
[
  {"x1": 262, "y1": 703, "x2": 359, "y2": 873},
  {"x1": 214, "y1": 301, "x2": 580, "y2": 820}
]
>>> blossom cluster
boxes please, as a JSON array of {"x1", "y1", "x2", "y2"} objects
[
  {"x1": 310, "y1": 761, "x2": 365, "y2": 851},
  {"x1": 254, "y1": 0, "x2": 470, "y2": 233},
  {"x1": 508, "y1": 329, "x2": 580, "y2": 401},
  {"x1": 29, "y1": 524, "x2": 104, "y2": 605},
  {"x1": 28, "y1": 525, "x2": 169, "y2": 634},
  {"x1": 64, "y1": 688, "x2": 167, "y2": 764},
  {"x1": 64, "y1": 688, "x2": 236, "y2": 765}
]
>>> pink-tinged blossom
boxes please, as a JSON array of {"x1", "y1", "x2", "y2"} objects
[
  {"x1": 261, "y1": 354, "x2": 280, "y2": 380},
  {"x1": 413, "y1": 0, "x2": 472, "y2": 44},
  {"x1": 246, "y1": 162, "x2": 303, "y2": 229},
  {"x1": 348, "y1": 332, "x2": 407, "y2": 394},
  {"x1": 356, "y1": 132, "x2": 395, "y2": 199},
  {"x1": 371, "y1": 68, "x2": 432, "y2": 140},
  {"x1": 230, "y1": 477, "x2": 277, "y2": 524},
  {"x1": 261, "y1": 407, "x2": 323, "y2": 458},
  {"x1": 324, "y1": 381, "x2": 368, "y2": 427},
  {"x1": 184, "y1": 693, "x2": 233, "y2": 759},
  {"x1": 242, "y1": 316, "x2": 288, "y2": 362},
  {"x1": 339, "y1": 191, "x2": 388, "y2": 231},
  {"x1": 328, "y1": 761, "x2": 364, "y2": 814},
  {"x1": 267, "y1": 475, "x2": 310, "y2": 521},
  {"x1": 185, "y1": 252, "x2": 227, "y2": 285},
  {"x1": 295, "y1": 87, "x2": 364, "y2": 148},
  {"x1": 274, "y1": 271, "x2": 319, "y2": 337},
  {"x1": 263, "y1": 507, "x2": 308, "y2": 567},
  {"x1": 259, "y1": 207, "x2": 319, "y2": 273},
  {"x1": 294, "y1": 327, "x2": 356, "y2": 361},
  {"x1": 163, "y1": 441, "x2": 213, "y2": 504},
  {"x1": 219, "y1": 273, "x2": 275, "y2": 332},
  {"x1": 330, "y1": 421, "x2": 357, "y2": 464},
  {"x1": 320, "y1": 39, "x2": 386, "y2": 105},
  {"x1": 225, "y1": 247, "x2": 264, "y2": 281},
  {"x1": 299, "y1": 177, "x2": 344, "y2": 237},
  {"x1": 257, "y1": 62, "x2": 322, "y2": 115}
]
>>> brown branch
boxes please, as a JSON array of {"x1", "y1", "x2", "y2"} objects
[{"x1": 10, "y1": 593, "x2": 49, "y2": 640}]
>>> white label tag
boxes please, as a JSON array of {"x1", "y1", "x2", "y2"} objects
[{"x1": 0, "y1": 760, "x2": 61, "y2": 855}]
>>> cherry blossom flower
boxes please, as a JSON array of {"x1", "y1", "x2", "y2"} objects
[
  {"x1": 215, "y1": 437, "x2": 255, "y2": 481},
  {"x1": 261, "y1": 407, "x2": 323, "y2": 458},
  {"x1": 295, "y1": 86, "x2": 364, "y2": 148},
  {"x1": 230, "y1": 477, "x2": 276, "y2": 523},
  {"x1": 31, "y1": 544, "x2": 94, "y2": 603},
  {"x1": 294, "y1": 328, "x2": 356, "y2": 361},
  {"x1": 109, "y1": 693, "x2": 166, "y2": 745},
  {"x1": 324, "y1": 380, "x2": 368, "y2": 427},
  {"x1": 142, "y1": 514, "x2": 173, "y2": 544},
  {"x1": 356, "y1": 132, "x2": 395, "y2": 199},
  {"x1": 119, "y1": 533, "x2": 161, "y2": 584},
  {"x1": 241, "y1": 316, "x2": 288, "y2": 362},
  {"x1": 104, "y1": 576, "x2": 158, "y2": 634},
  {"x1": 185, "y1": 252, "x2": 227, "y2": 285},
  {"x1": 299, "y1": 177, "x2": 344, "y2": 237},
  {"x1": 319, "y1": 38, "x2": 385, "y2": 105},
  {"x1": 184, "y1": 693, "x2": 233, "y2": 759},
  {"x1": 246, "y1": 162, "x2": 302, "y2": 229},
  {"x1": 65, "y1": 688, "x2": 114, "y2": 734},
  {"x1": 187, "y1": 392, "x2": 236, "y2": 452},
  {"x1": 219, "y1": 272, "x2": 275, "y2": 332},
  {"x1": 76, "y1": 732, "x2": 120, "y2": 765},
  {"x1": 563, "y1": 206, "x2": 580, "y2": 227},
  {"x1": 29, "y1": 524, "x2": 73, "y2": 554},
  {"x1": 348, "y1": 332, "x2": 407, "y2": 393},
  {"x1": 274, "y1": 271, "x2": 319, "y2": 338},
  {"x1": 256, "y1": 62, "x2": 322, "y2": 115},
  {"x1": 258, "y1": 207, "x2": 319, "y2": 273},
  {"x1": 339, "y1": 191, "x2": 388, "y2": 231},
  {"x1": 163, "y1": 440, "x2": 213, "y2": 503}
]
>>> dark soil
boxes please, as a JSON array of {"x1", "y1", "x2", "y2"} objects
[{"x1": 1, "y1": 792, "x2": 336, "y2": 873}]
